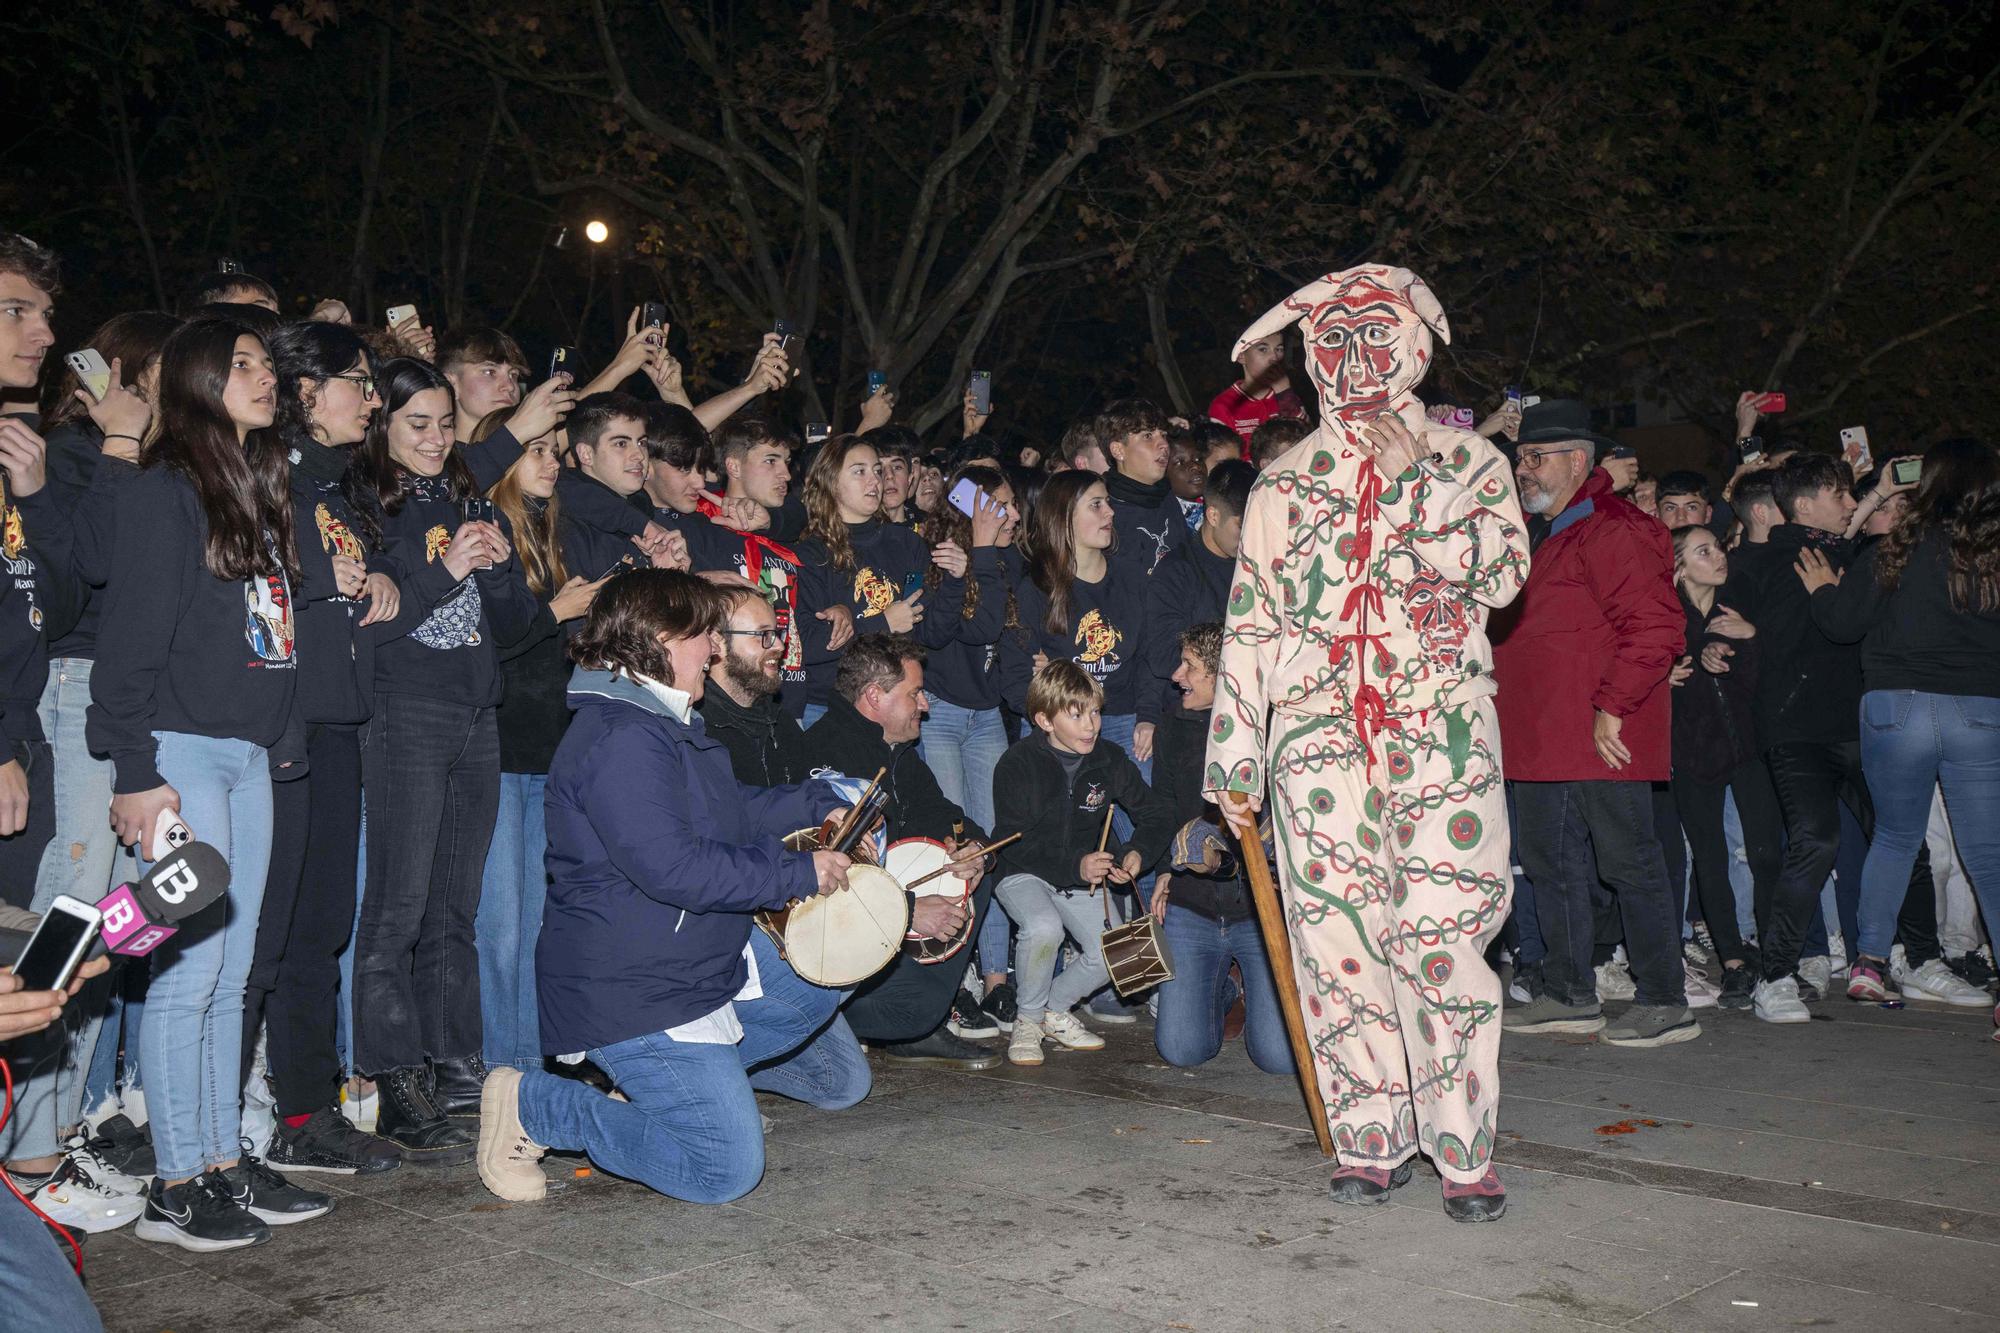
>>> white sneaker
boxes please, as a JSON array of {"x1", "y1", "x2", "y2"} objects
[
  {"x1": 1683, "y1": 962, "x2": 1720, "y2": 1010},
  {"x1": 339, "y1": 1084, "x2": 379, "y2": 1133},
  {"x1": 1595, "y1": 958, "x2": 1637, "y2": 1002},
  {"x1": 1798, "y1": 955, "x2": 1833, "y2": 1002},
  {"x1": 1007, "y1": 1016, "x2": 1046, "y2": 1067},
  {"x1": 1041, "y1": 1009, "x2": 1106, "y2": 1052},
  {"x1": 1826, "y1": 932, "x2": 1849, "y2": 977},
  {"x1": 1894, "y1": 954, "x2": 1992, "y2": 1007},
  {"x1": 60, "y1": 1132, "x2": 145, "y2": 1198},
  {"x1": 1752, "y1": 974, "x2": 1811, "y2": 1024},
  {"x1": 21, "y1": 1158, "x2": 142, "y2": 1232}
]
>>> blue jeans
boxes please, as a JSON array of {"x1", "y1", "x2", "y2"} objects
[
  {"x1": 1856, "y1": 691, "x2": 2000, "y2": 961},
  {"x1": 141, "y1": 733, "x2": 273, "y2": 1180},
  {"x1": 1098, "y1": 712, "x2": 1152, "y2": 911},
  {"x1": 920, "y1": 699, "x2": 1010, "y2": 973},
  {"x1": 0, "y1": 1185, "x2": 104, "y2": 1332},
  {"x1": 477, "y1": 772, "x2": 550, "y2": 1071},
  {"x1": 6, "y1": 660, "x2": 129, "y2": 1160},
  {"x1": 516, "y1": 929, "x2": 868, "y2": 1203},
  {"x1": 1153, "y1": 905, "x2": 1295, "y2": 1075}
]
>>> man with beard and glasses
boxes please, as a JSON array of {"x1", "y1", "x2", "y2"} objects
[
  {"x1": 698, "y1": 589, "x2": 812, "y2": 788},
  {"x1": 1494, "y1": 400, "x2": 1693, "y2": 1048}
]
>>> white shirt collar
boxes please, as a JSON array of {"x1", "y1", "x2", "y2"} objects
[{"x1": 630, "y1": 673, "x2": 694, "y2": 724}]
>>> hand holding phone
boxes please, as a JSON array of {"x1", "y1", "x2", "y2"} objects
[
  {"x1": 641, "y1": 302, "x2": 668, "y2": 331},
  {"x1": 386, "y1": 304, "x2": 419, "y2": 329},
  {"x1": 1889, "y1": 456, "x2": 1922, "y2": 488},
  {"x1": 1840, "y1": 426, "x2": 1873, "y2": 476},
  {"x1": 10, "y1": 896, "x2": 103, "y2": 992},
  {"x1": 65, "y1": 349, "x2": 112, "y2": 402},
  {"x1": 548, "y1": 347, "x2": 575, "y2": 382},
  {"x1": 968, "y1": 371, "x2": 992, "y2": 418},
  {"x1": 1753, "y1": 392, "x2": 1787, "y2": 414}
]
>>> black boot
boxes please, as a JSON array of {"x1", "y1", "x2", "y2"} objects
[
  {"x1": 879, "y1": 1026, "x2": 1001, "y2": 1070},
  {"x1": 428, "y1": 1054, "x2": 490, "y2": 1124},
  {"x1": 374, "y1": 1067, "x2": 474, "y2": 1166}
]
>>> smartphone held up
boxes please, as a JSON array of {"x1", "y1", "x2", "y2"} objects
[{"x1": 65, "y1": 349, "x2": 112, "y2": 402}]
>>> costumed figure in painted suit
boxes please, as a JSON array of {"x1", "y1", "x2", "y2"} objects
[{"x1": 1204, "y1": 264, "x2": 1530, "y2": 1220}]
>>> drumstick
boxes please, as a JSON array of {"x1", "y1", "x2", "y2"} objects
[
  {"x1": 903, "y1": 832, "x2": 1024, "y2": 890},
  {"x1": 828, "y1": 767, "x2": 887, "y2": 851},
  {"x1": 1097, "y1": 807, "x2": 1115, "y2": 853}
]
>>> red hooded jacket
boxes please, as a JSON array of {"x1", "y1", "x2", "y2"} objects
[{"x1": 1490, "y1": 468, "x2": 1683, "y2": 782}]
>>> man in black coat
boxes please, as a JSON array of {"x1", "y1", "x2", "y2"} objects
[
  {"x1": 698, "y1": 588, "x2": 814, "y2": 787},
  {"x1": 802, "y1": 634, "x2": 1000, "y2": 1069}
]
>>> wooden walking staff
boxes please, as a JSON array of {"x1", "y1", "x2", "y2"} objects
[{"x1": 1225, "y1": 792, "x2": 1336, "y2": 1159}]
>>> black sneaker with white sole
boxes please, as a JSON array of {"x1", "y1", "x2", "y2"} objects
[
  {"x1": 947, "y1": 988, "x2": 1000, "y2": 1039},
  {"x1": 979, "y1": 982, "x2": 1017, "y2": 1033},
  {"x1": 135, "y1": 1175, "x2": 269, "y2": 1252},
  {"x1": 267, "y1": 1106, "x2": 402, "y2": 1175},
  {"x1": 215, "y1": 1152, "x2": 335, "y2": 1225}
]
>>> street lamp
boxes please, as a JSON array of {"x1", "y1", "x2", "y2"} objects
[{"x1": 584, "y1": 219, "x2": 610, "y2": 245}]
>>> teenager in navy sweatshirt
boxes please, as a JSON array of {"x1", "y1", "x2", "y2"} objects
[
  {"x1": 347, "y1": 358, "x2": 540, "y2": 1165},
  {"x1": 240, "y1": 322, "x2": 420, "y2": 1178},
  {"x1": 1000, "y1": 469, "x2": 1158, "y2": 761},
  {"x1": 87, "y1": 317, "x2": 333, "y2": 1251},
  {"x1": 790, "y1": 434, "x2": 934, "y2": 723}
]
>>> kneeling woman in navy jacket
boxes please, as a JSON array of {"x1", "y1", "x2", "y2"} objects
[{"x1": 476, "y1": 570, "x2": 869, "y2": 1205}]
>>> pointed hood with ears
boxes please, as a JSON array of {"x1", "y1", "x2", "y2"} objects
[{"x1": 1234, "y1": 265, "x2": 1451, "y2": 418}]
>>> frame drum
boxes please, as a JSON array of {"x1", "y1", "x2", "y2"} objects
[{"x1": 884, "y1": 837, "x2": 972, "y2": 964}]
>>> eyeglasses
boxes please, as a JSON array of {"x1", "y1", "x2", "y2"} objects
[
  {"x1": 1516, "y1": 445, "x2": 1587, "y2": 469},
  {"x1": 722, "y1": 628, "x2": 786, "y2": 649},
  {"x1": 328, "y1": 371, "x2": 378, "y2": 397}
]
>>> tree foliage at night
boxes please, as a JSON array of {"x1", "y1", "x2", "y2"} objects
[{"x1": 4, "y1": 0, "x2": 1993, "y2": 463}]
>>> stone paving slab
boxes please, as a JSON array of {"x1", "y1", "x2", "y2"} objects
[{"x1": 84, "y1": 996, "x2": 2000, "y2": 1331}]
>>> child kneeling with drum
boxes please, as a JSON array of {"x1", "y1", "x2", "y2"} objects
[
  {"x1": 477, "y1": 570, "x2": 868, "y2": 1206},
  {"x1": 990, "y1": 662, "x2": 1174, "y2": 1066}
]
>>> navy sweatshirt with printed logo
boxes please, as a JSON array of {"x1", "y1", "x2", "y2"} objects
[
  {"x1": 0, "y1": 484, "x2": 79, "y2": 743},
  {"x1": 286, "y1": 449, "x2": 425, "y2": 726},
  {"x1": 1001, "y1": 564, "x2": 1155, "y2": 721},
  {"x1": 88, "y1": 467, "x2": 302, "y2": 794},
  {"x1": 368, "y1": 474, "x2": 542, "y2": 708},
  {"x1": 792, "y1": 519, "x2": 934, "y2": 712},
  {"x1": 1103, "y1": 470, "x2": 1188, "y2": 584},
  {"x1": 920, "y1": 545, "x2": 1009, "y2": 711}
]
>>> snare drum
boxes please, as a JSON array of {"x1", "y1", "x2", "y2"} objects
[
  {"x1": 757, "y1": 827, "x2": 907, "y2": 987},
  {"x1": 885, "y1": 837, "x2": 973, "y2": 965}
]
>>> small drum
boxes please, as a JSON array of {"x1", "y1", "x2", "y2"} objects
[
  {"x1": 1101, "y1": 915, "x2": 1175, "y2": 999},
  {"x1": 757, "y1": 824, "x2": 908, "y2": 987},
  {"x1": 885, "y1": 837, "x2": 973, "y2": 965}
]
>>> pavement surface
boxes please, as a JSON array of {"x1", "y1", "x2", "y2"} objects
[{"x1": 86, "y1": 992, "x2": 2000, "y2": 1332}]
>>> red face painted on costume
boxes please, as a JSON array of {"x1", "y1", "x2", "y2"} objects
[
  {"x1": 1309, "y1": 304, "x2": 1407, "y2": 407},
  {"x1": 1282, "y1": 274, "x2": 1433, "y2": 417}
]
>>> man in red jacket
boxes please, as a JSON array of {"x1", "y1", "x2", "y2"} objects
[{"x1": 1491, "y1": 400, "x2": 1693, "y2": 1048}]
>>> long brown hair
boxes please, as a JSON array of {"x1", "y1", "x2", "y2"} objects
[
  {"x1": 801, "y1": 433, "x2": 878, "y2": 573},
  {"x1": 1028, "y1": 469, "x2": 1108, "y2": 634},
  {"x1": 1874, "y1": 438, "x2": 2000, "y2": 613},
  {"x1": 921, "y1": 463, "x2": 1013, "y2": 625},
  {"x1": 150, "y1": 318, "x2": 298, "y2": 580},
  {"x1": 483, "y1": 406, "x2": 570, "y2": 599}
]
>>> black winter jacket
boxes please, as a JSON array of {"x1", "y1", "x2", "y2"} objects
[{"x1": 991, "y1": 730, "x2": 1172, "y2": 890}]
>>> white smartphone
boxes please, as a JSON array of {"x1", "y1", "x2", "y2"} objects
[
  {"x1": 65, "y1": 349, "x2": 112, "y2": 402},
  {"x1": 1839, "y1": 426, "x2": 1873, "y2": 476},
  {"x1": 948, "y1": 478, "x2": 981, "y2": 518},
  {"x1": 150, "y1": 810, "x2": 195, "y2": 864},
  {"x1": 10, "y1": 895, "x2": 101, "y2": 991},
  {"x1": 385, "y1": 304, "x2": 419, "y2": 328}
]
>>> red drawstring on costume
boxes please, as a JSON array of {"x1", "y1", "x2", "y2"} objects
[{"x1": 1330, "y1": 453, "x2": 1391, "y2": 774}]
